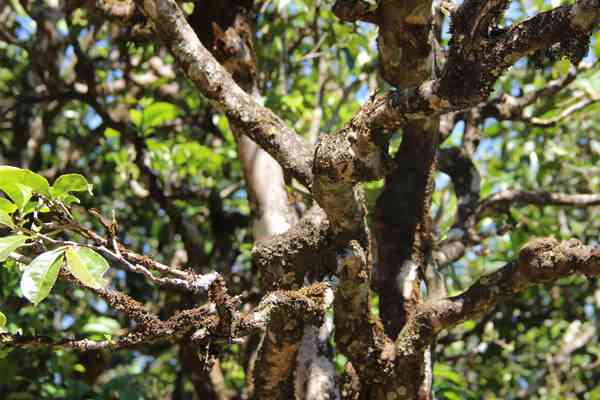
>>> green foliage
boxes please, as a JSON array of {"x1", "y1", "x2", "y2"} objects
[
  {"x1": 52, "y1": 174, "x2": 93, "y2": 198},
  {"x1": 65, "y1": 247, "x2": 109, "y2": 290},
  {"x1": 0, "y1": 235, "x2": 29, "y2": 262},
  {"x1": 20, "y1": 248, "x2": 64, "y2": 306},
  {"x1": 0, "y1": 311, "x2": 6, "y2": 332},
  {"x1": 131, "y1": 101, "x2": 179, "y2": 136},
  {"x1": 0, "y1": 166, "x2": 50, "y2": 198}
]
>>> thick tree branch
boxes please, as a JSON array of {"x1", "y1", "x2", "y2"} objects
[
  {"x1": 333, "y1": 240, "x2": 393, "y2": 386},
  {"x1": 2, "y1": 274, "x2": 332, "y2": 355},
  {"x1": 332, "y1": 0, "x2": 378, "y2": 24},
  {"x1": 316, "y1": 0, "x2": 599, "y2": 191},
  {"x1": 239, "y1": 282, "x2": 334, "y2": 399},
  {"x1": 252, "y1": 205, "x2": 333, "y2": 290},
  {"x1": 135, "y1": 0, "x2": 314, "y2": 188}
]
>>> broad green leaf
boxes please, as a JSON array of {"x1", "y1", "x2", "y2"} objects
[
  {"x1": 20, "y1": 248, "x2": 64, "y2": 305},
  {"x1": 129, "y1": 109, "x2": 142, "y2": 127},
  {"x1": 0, "y1": 198, "x2": 17, "y2": 214},
  {"x1": 0, "y1": 183, "x2": 32, "y2": 210},
  {"x1": 0, "y1": 235, "x2": 28, "y2": 261},
  {"x1": 65, "y1": 246, "x2": 109, "y2": 289},
  {"x1": 0, "y1": 209, "x2": 15, "y2": 229},
  {"x1": 52, "y1": 174, "x2": 93, "y2": 196},
  {"x1": 142, "y1": 102, "x2": 178, "y2": 130},
  {"x1": 0, "y1": 166, "x2": 50, "y2": 196},
  {"x1": 104, "y1": 127, "x2": 120, "y2": 138},
  {"x1": 61, "y1": 194, "x2": 81, "y2": 205},
  {"x1": 0, "y1": 311, "x2": 6, "y2": 328},
  {"x1": 82, "y1": 316, "x2": 120, "y2": 335}
]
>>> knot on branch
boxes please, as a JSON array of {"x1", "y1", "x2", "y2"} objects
[
  {"x1": 252, "y1": 206, "x2": 333, "y2": 290},
  {"x1": 337, "y1": 240, "x2": 368, "y2": 280},
  {"x1": 96, "y1": 0, "x2": 137, "y2": 22},
  {"x1": 517, "y1": 238, "x2": 600, "y2": 283},
  {"x1": 313, "y1": 124, "x2": 387, "y2": 185},
  {"x1": 208, "y1": 275, "x2": 239, "y2": 337},
  {"x1": 332, "y1": 0, "x2": 379, "y2": 24}
]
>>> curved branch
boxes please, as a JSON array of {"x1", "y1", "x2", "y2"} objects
[
  {"x1": 398, "y1": 237, "x2": 600, "y2": 356},
  {"x1": 135, "y1": 0, "x2": 314, "y2": 188}
]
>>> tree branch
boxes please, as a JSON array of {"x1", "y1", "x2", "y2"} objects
[
  {"x1": 252, "y1": 205, "x2": 333, "y2": 290},
  {"x1": 398, "y1": 238, "x2": 600, "y2": 356},
  {"x1": 135, "y1": 0, "x2": 314, "y2": 188},
  {"x1": 479, "y1": 190, "x2": 600, "y2": 211}
]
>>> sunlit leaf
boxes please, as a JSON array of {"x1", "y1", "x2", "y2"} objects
[
  {"x1": 20, "y1": 248, "x2": 64, "y2": 305},
  {"x1": 21, "y1": 200, "x2": 39, "y2": 217},
  {"x1": 0, "y1": 166, "x2": 50, "y2": 196},
  {"x1": 82, "y1": 316, "x2": 120, "y2": 335},
  {"x1": 104, "y1": 127, "x2": 121, "y2": 138},
  {"x1": 552, "y1": 58, "x2": 571, "y2": 78},
  {"x1": 142, "y1": 102, "x2": 178, "y2": 130},
  {"x1": 0, "y1": 183, "x2": 32, "y2": 210},
  {"x1": 130, "y1": 109, "x2": 142, "y2": 127},
  {"x1": 52, "y1": 174, "x2": 93, "y2": 196},
  {"x1": 0, "y1": 198, "x2": 17, "y2": 214},
  {"x1": 65, "y1": 246, "x2": 109, "y2": 289},
  {"x1": 0, "y1": 235, "x2": 29, "y2": 261},
  {"x1": 0, "y1": 209, "x2": 15, "y2": 229}
]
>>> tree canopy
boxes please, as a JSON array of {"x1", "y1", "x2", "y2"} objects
[{"x1": 0, "y1": 0, "x2": 598, "y2": 399}]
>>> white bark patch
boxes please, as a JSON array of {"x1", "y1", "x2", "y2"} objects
[
  {"x1": 322, "y1": 287, "x2": 335, "y2": 309},
  {"x1": 295, "y1": 325, "x2": 339, "y2": 400},
  {"x1": 420, "y1": 80, "x2": 449, "y2": 110},
  {"x1": 397, "y1": 261, "x2": 419, "y2": 300},
  {"x1": 433, "y1": 250, "x2": 448, "y2": 266}
]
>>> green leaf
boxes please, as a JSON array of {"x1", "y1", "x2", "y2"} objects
[
  {"x1": 0, "y1": 209, "x2": 15, "y2": 229},
  {"x1": 61, "y1": 194, "x2": 81, "y2": 205},
  {"x1": 20, "y1": 248, "x2": 64, "y2": 305},
  {"x1": 0, "y1": 198, "x2": 17, "y2": 214},
  {"x1": 0, "y1": 311, "x2": 6, "y2": 329},
  {"x1": 104, "y1": 127, "x2": 121, "y2": 138},
  {"x1": 130, "y1": 109, "x2": 142, "y2": 128},
  {"x1": 52, "y1": 174, "x2": 93, "y2": 196},
  {"x1": 82, "y1": 316, "x2": 120, "y2": 336},
  {"x1": 0, "y1": 166, "x2": 50, "y2": 196},
  {"x1": 142, "y1": 102, "x2": 178, "y2": 130},
  {"x1": 1, "y1": 183, "x2": 32, "y2": 210},
  {"x1": 0, "y1": 235, "x2": 29, "y2": 261},
  {"x1": 65, "y1": 246, "x2": 109, "y2": 289}
]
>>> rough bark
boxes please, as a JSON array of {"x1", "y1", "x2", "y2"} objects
[{"x1": 189, "y1": 3, "x2": 337, "y2": 397}]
